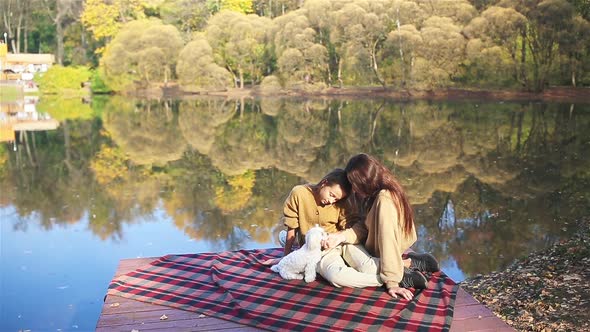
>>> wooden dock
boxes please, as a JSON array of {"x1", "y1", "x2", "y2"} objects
[{"x1": 96, "y1": 257, "x2": 515, "y2": 331}]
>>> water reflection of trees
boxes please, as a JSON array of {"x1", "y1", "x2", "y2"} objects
[
  {"x1": 178, "y1": 98, "x2": 235, "y2": 155},
  {"x1": 2, "y1": 97, "x2": 589, "y2": 277},
  {"x1": 102, "y1": 97, "x2": 187, "y2": 166}
]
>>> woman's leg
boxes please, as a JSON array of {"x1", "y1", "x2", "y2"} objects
[{"x1": 318, "y1": 246, "x2": 382, "y2": 288}]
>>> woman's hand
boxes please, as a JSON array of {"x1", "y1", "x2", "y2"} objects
[
  {"x1": 322, "y1": 232, "x2": 346, "y2": 249},
  {"x1": 387, "y1": 286, "x2": 414, "y2": 300}
]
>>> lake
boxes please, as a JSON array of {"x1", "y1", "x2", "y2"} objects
[{"x1": 1, "y1": 95, "x2": 589, "y2": 331}]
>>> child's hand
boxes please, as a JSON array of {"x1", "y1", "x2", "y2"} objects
[{"x1": 322, "y1": 232, "x2": 345, "y2": 249}]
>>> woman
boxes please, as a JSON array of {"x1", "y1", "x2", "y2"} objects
[{"x1": 319, "y1": 153, "x2": 439, "y2": 300}]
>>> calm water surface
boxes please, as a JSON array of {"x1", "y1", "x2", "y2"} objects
[{"x1": 1, "y1": 96, "x2": 589, "y2": 331}]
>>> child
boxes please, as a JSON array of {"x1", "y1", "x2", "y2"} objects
[{"x1": 279, "y1": 168, "x2": 358, "y2": 256}]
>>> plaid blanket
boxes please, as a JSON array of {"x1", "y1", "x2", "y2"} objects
[{"x1": 108, "y1": 248, "x2": 457, "y2": 331}]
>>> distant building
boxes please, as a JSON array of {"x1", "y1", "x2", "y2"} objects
[
  {"x1": 0, "y1": 43, "x2": 59, "y2": 143},
  {"x1": 0, "y1": 43, "x2": 55, "y2": 81}
]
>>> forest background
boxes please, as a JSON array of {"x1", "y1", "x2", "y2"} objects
[{"x1": 2, "y1": 0, "x2": 590, "y2": 94}]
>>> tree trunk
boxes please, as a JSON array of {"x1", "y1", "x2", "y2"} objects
[
  {"x1": 520, "y1": 30, "x2": 528, "y2": 88},
  {"x1": 337, "y1": 58, "x2": 343, "y2": 88},
  {"x1": 269, "y1": 0, "x2": 273, "y2": 18},
  {"x1": 16, "y1": 12, "x2": 22, "y2": 53},
  {"x1": 24, "y1": 22, "x2": 28, "y2": 53},
  {"x1": 370, "y1": 39, "x2": 385, "y2": 87},
  {"x1": 10, "y1": 38, "x2": 17, "y2": 54},
  {"x1": 571, "y1": 67, "x2": 576, "y2": 87},
  {"x1": 55, "y1": 21, "x2": 64, "y2": 64},
  {"x1": 239, "y1": 68, "x2": 244, "y2": 89}
]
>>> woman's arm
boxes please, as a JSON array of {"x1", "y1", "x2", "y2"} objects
[{"x1": 375, "y1": 193, "x2": 405, "y2": 290}]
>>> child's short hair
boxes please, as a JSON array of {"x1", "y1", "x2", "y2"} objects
[{"x1": 320, "y1": 168, "x2": 352, "y2": 198}]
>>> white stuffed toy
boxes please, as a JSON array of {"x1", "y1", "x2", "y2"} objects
[{"x1": 271, "y1": 225, "x2": 327, "y2": 283}]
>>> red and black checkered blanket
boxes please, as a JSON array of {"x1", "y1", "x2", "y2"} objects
[{"x1": 108, "y1": 248, "x2": 458, "y2": 331}]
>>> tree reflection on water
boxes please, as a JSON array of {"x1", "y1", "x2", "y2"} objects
[{"x1": 1, "y1": 96, "x2": 588, "y2": 277}]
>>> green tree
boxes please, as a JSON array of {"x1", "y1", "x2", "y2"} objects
[
  {"x1": 159, "y1": 0, "x2": 211, "y2": 33},
  {"x1": 39, "y1": 0, "x2": 84, "y2": 64},
  {"x1": 526, "y1": 0, "x2": 578, "y2": 90},
  {"x1": 498, "y1": 0, "x2": 589, "y2": 90},
  {"x1": 463, "y1": 6, "x2": 527, "y2": 86},
  {"x1": 559, "y1": 16, "x2": 590, "y2": 86},
  {"x1": 1, "y1": 0, "x2": 36, "y2": 53},
  {"x1": 567, "y1": 0, "x2": 590, "y2": 20},
  {"x1": 254, "y1": 0, "x2": 303, "y2": 18},
  {"x1": 34, "y1": 65, "x2": 92, "y2": 95}
]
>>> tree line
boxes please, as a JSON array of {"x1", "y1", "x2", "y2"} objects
[{"x1": 2, "y1": 0, "x2": 589, "y2": 92}]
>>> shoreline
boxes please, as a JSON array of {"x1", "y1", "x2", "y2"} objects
[
  {"x1": 460, "y1": 219, "x2": 590, "y2": 331},
  {"x1": 128, "y1": 85, "x2": 590, "y2": 103}
]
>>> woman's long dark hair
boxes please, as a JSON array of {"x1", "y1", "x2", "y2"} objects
[{"x1": 344, "y1": 153, "x2": 414, "y2": 236}]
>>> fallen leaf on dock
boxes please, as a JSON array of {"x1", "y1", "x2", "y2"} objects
[
  {"x1": 110, "y1": 302, "x2": 120, "y2": 307},
  {"x1": 160, "y1": 314, "x2": 168, "y2": 320}
]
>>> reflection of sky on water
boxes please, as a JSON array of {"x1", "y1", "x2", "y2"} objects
[
  {"x1": 2, "y1": 97, "x2": 589, "y2": 330},
  {"x1": 1, "y1": 205, "x2": 275, "y2": 331},
  {"x1": 440, "y1": 258, "x2": 466, "y2": 283}
]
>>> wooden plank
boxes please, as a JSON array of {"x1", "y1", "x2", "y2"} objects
[
  {"x1": 450, "y1": 288, "x2": 514, "y2": 331},
  {"x1": 449, "y1": 316, "x2": 516, "y2": 332},
  {"x1": 452, "y1": 303, "x2": 496, "y2": 320},
  {"x1": 455, "y1": 288, "x2": 481, "y2": 306},
  {"x1": 98, "y1": 257, "x2": 515, "y2": 332},
  {"x1": 97, "y1": 297, "x2": 262, "y2": 331}
]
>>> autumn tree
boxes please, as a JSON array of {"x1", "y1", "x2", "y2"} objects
[
  {"x1": 81, "y1": 0, "x2": 146, "y2": 54},
  {"x1": 100, "y1": 19, "x2": 183, "y2": 91},
  {"x1": 331, "y1": 0, "x2": 391, "y2": 86},
  {"x1": 205, "y1": 10, "x2": 271, "y2": 88},
  {"x1": 271, "y1": 9, "x2": 328, "y2": 87},
  {"x1": 413, "y1": 16, "x2": 467, "y2": 88},
  {"x1": 176, "y1": 34, "x2": 233, "y2": 91},
  {"x1": 385, "y1": 24, "x2": 422, "y2": 87}
]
